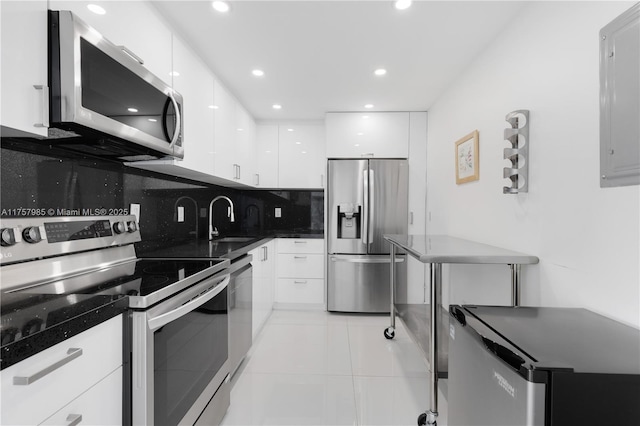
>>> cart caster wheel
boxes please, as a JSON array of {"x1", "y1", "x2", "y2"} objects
[
  {"x1": 384, "y1": 327, "x2": 395, "y2": 339},
  {"x1": 417, "y1": 413, "x2": 427, "y2": 426},
  {"x1": 417, "y1": 412, "x2": 436, "y2": 426}
]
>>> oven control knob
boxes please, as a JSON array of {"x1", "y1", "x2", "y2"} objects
[
  {"x1": 113, "y1": 221, "x2": 127, "y2": 234},
  {"x1": 22, "y1": 227, "x2": 42, "y2": 244},
  {"x1": 126, "y1": 221, "x2": 138, "y2": 233},
  {"x1": 1, "y1": 228, "x2": 16, "y2": 247}
]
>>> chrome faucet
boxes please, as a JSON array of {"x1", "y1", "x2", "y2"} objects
[{"x1": 208, "y1": 195, "x2": 235, "y2": 239}]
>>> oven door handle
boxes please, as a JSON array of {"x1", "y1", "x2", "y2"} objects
[{"x1": 148, "y1": 274, "x2": 230, "y2": 332}]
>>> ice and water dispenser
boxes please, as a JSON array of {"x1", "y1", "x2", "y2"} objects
[{"x1": 337, "y1": 204, "x2": 361, "y2": 239}]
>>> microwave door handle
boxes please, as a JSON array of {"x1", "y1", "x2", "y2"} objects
[
  {"x1": 362, "y1": 169, "x2": 369, "y2": 245},
  {"x1": 148, "y1": 275, "x2": 229, "y2": 331},
  {"x1": 167, "y1": 91, "x2": 181, "y2": 150}
]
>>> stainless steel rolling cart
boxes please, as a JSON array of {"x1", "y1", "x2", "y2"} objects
[{"x1": 383, "y1": 234, "x2": 539, "y2": 426}]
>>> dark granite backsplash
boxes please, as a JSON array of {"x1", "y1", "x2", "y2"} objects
[{"x1": 0, "y1": 139, "x2": 324, "y2": 242}]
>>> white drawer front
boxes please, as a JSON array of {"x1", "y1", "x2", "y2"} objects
[
  {"x1": 40, "y1": 366, "x2": 123, "y2": 426},
  {"x1": 277, "y1": 238, "x2": 324, "y2": 254},
  {"x1": 276, "y1": 279, "x2": 324, "y2": 304},
  {"x1": 1, "y1": 315, "x2": 123, "y2": 426},
  {"x1": 277, "y1": 253, "x2": 324, "y2": 278}
]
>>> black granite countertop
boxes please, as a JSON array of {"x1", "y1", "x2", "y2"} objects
[
  {"x1": 0, "y1": 292, "x2": 128, "y2": 370},
  {"x1": 136, "y1": 231, "x2": 324, "y2": 261}
]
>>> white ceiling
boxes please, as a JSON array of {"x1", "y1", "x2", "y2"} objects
[{"x1": 152, "y1": 1, "x2": 528, "y2": 122}]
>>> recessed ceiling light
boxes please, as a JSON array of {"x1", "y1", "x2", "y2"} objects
[
  {"x1": 265, "y1": 150, "x2": 271, "y2": 153},
  {"x1": 272, "y1": 104, "x2": 282, "y2": 110},
  {"x1": 287, "y1": 128, "x2": 294, "y2": 132},
  {"x1": 301, "y1": 151, "x2": 307, "y2": 154},
  {"x1": 212, "y1": 1, "x2": 230, "y2": 13},
  {"x1": 364, "y1": 104, "x2": 374, "y2": 109},
  {"x1": 87, "y1": 4, "x2": 106, "y2": 15},
  {"x1": 374, "y1": 68, "x2": 387, "y2": 76},
  {"x1": 127, "y1": 107, "x2": 138, "y2": 113},
  {"x1": 148, "y1": 118, "x2": 157, "y2": 122},
  {"x1": 395, "y1": 0, "x2": 412, "y2": 10},
  {"x1": 357, "y1": 132, "x2": 364, "y2": 136},
  {"x1": 169, "y1": 71, "x2": 180, "y2": 77},
  {"x1": 237, "y1": 128, "x2": 244, "y2": 132},
  {"x1": 209, "y1": 105, "x2": 219, "y2": 109},
  {"x1": 252, "y1": 69, "x2": 265, "y2": 77},
  {"x1": 295, "y1": 141, "x2": 302, "y2": 145},
  {"x1": 355, "y1": 144, "x2": 360, "y2": 147}
]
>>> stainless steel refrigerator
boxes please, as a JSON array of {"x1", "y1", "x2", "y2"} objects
[{"x1": 327, "y1": 159, "x2": 408, "y2": 313}]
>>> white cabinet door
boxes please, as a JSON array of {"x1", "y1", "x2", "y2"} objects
[
  {"x1": 407, "y1": 112, "x2": 428, "y2": 303},
  {"x1": 213, "y1": 80, "x2": 238, "y2": 182},
  {"x1": 255, "y1": 124, "x2": 279, "y2": 188},
  {"x1": 172, "y1": 35, "x2": 215, "y2": 175},
  {"x1": 275, "y1": 238, "x2": 325, "y2": 306},
  {"x1": 40, "y1": 367, "x2": 122, "y2": 426},
  {"x1": 278, "y1": 122, "x2": 326, "y2": 189},
  {"x1": 0, "y1": 0, "x2": 49, "y2": 137},
  {"x1": 236, "y1": 104, "x2": 256, "y2": 186},
  {"x1": 0, "y1": 316, "x2": 122, "y2": 426},
  {"x1": 250, "y1": 240, "x2": 275, "y2": 340},
  {"x1": 48, "y1": 1, "x2": 172, "y2": 81},
  {"x1": 325, "y1": 112, "x2": 410, "y2": 158}
]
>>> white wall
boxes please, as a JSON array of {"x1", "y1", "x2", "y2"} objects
[{"x1": 427, "y1": 1, "x2": 640, "y2": 328}]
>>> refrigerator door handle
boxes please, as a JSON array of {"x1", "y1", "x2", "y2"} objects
[
  {"x1": 369, "y1": 168, "x2": 375, "y2": 244},
  {"x1": 330, "y1": 256, "x2": 405, "y2": 263},
  {"x1": 362, "y1": 169, "x2": 369, "y2": 245}
]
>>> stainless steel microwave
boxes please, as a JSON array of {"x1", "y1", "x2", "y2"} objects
[{"x1": 48, "y1": 10, "x2": 183, "y2": 161}]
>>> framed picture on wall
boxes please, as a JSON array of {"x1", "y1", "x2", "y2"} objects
[{"x1": 455, "y1": 130, "x2": 479, "y2": 184}]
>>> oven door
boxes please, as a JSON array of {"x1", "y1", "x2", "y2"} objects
[{"x1": 131, "y1": 272, "x2": 230, "y2": 426}]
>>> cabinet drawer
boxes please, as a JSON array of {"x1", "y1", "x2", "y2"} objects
[
  {"x1": 277, "y1": 239, "x2": 324, "y2": 254},
  {"x1": 40, "y1": 366, "x2": 123, "y2": 426},
  {"x1": 276, "y1": 279, "x2": 324, "y2": 304},
  {"x1": 277, "y1": 254, "x2": 324, "y2": 278},
  {"x1": 1, "y1": 315, "x2": 123, "y2": 426}
]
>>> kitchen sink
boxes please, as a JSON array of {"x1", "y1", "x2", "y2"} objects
[{"x1": 213, "y1": 237, "x2": 256, "y2": 243}]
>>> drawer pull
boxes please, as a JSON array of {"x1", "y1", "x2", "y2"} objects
[
  {"x1": 66, "y1": 414, "x2": 83, "y2": 426},
  {"x1": 293, "y1": 241, "x2": 307, "y2": 244},
  {"x1": 293, "y1": 256, "x2": 307, "y2": 259},
  {"x1": 294, "y1": 280, "x2": 308, "y2": 284},
  {"x1": 13, "y1": 348, "x2": 83, "y2": 385}
]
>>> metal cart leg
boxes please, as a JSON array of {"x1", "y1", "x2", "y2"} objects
[
  {"x1": 384, "y1": 244, "x2": 397, "y2": 340},
  {"x1": 418, "y1": 262, "x2": 441, "y2": 425},
  {"x1": 509, "y1": 263, "x2": 521, "y2": 307}
]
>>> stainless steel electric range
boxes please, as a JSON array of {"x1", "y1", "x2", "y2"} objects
[{"x1": 0, "y1": 215, "x2": 231, "y2": 426}]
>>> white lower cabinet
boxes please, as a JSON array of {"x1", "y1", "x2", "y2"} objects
[
  {"x1": 0, "y1": 315, "x2": 123, "y2": 426},
  {"x1": 275, "y1": 238, "x2": 325, "y2": 306},
  {"x1": 250, "y1": 240, "x2": 275, "y2": 340},
  {"x1": 40, "y1": 366, "x2": 122, "y2": 426}
]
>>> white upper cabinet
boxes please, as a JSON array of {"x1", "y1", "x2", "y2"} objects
[
  {"x1": 235, "y1": 104, "x2": 257, "y2": 186},
  {"x1": 278, "y1": 122, "x2": 326, "y2": 189},
  {"x1": 0, "y1": 0, "x2": 49, "y2": 137},
  {"x1": 171, "y1": 35, "x2": 215, "y2": 175},
  {"x1": 325, "y1": 112, "x2": 410, "y2": 158},
  {"x1": 255, "y1": 124, "x2": 279, "y2": 188},
  {"x1": 48, "y1": 1, "x2": 173, "y2": 81},
  {"x1": 213, "y1": 80, "x2": 239, "y2": 182}
]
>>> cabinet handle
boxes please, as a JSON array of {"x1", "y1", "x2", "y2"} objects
[
  {"x1": 361, "y1": 153, "x2": 374, "y2": 158},
  {"x1": 293, "y1": 256, "x2": 307, "y2": 259},
  {"x1": 293, "y1": 241, "x2": 307, "y2": 244},
  {"x1": 118, "y1": 45, "x2": 144, "y2": 64},
  {"x1": 33, "y1": 85, "x2": 49, "y2": 128},
  {"x1": 13, "y1": 348, "x2": 83, "y2": 385},
  {"x1": 255, "y1": 173, "x2": 260, "y2": 186},
  {"x1": 293, "y1": 280, "x2": 308, "y2": 284},
  {"x1": 262, "y1": 246, "x2": 268, "y2": 261},
  {"x1": 66, "y1": 414, "x2": 83, "y2": 426},
  {"x1": 410, "y1": 211, "x2": 414, "y2": 225},
  {"x1": 321, "y1": 174, "x2": 324, "y2": 188},
  {"x1": 238, "y1": 165, "x2": 241, "y2": 180}
]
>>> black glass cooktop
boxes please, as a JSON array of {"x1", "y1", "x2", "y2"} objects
[{"x1": 11, "y1": 258, "x2": 228, "y2": 309}]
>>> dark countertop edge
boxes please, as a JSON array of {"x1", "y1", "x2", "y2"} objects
[{"x1": 1, "y1": 295, "x2": 128, "y2": 370}]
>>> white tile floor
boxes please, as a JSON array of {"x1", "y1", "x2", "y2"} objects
[{"x1": 221, "y1": 310, "x2": 448, "y2": 426}]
